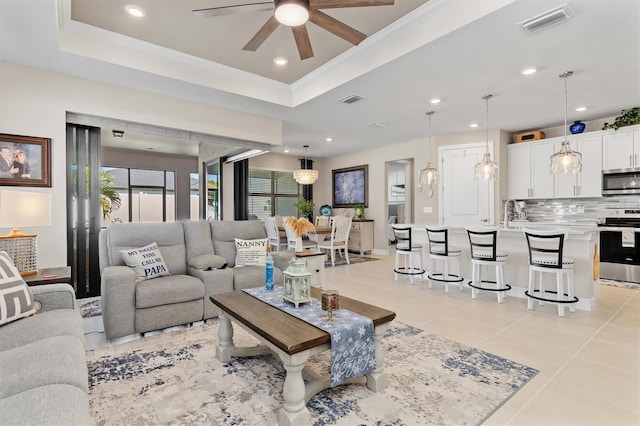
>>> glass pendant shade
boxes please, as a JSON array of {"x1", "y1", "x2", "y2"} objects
[
  {"x1": 275, "y1": 0, "x2": 309, "y2": 26},
  {"x1": 475, "y1": 153, "x2": 499, "y2": 180},
  {"x1": 550, "y1": 141, "x2": 582, "y2": 174},
  {"x1": 420, "y1": 162, "x2": 439, "y2": 187},
  {"x1": 293, "y1": 168, "x2": 318, "y2": 184},
  {"x1": 551, "y1": 71, "x2": 582, "y2": 174},
  {"x1": 474, "y1": 94, "x2": 498, "y2": 181}
]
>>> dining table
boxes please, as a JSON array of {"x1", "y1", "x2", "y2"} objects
[{"x1": 278, "y1": 225, "x2": 333, "y2": 242}]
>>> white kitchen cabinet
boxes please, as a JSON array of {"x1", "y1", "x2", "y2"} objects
[
  {"x1": 349, "y1": 220, "x2": 374, "y2": 255},
  {"x1": 602, "y1": 127, "x2": 640, "y2": 170},
  {"x1": 508, "y1": 140, "x2": 555, "y2": 199},
  {"x1": 553, "y1": 134, "x2": 603, "y2": 197}
]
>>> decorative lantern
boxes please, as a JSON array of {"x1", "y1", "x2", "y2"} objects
[
  {"x1": 282, "y1": 257, "x2": 312, "y2": 308},
  {"x1": 321, "y1": 290, "x2": 339, "y2": 321}
]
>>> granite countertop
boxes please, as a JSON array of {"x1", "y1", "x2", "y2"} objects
[{"x1": 409, "y1": 223, "x2": 599, "y2": 238}]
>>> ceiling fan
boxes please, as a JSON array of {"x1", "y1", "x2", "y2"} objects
[{"x1": 193, "y1": 0, "x2": 395, "y2": 60}]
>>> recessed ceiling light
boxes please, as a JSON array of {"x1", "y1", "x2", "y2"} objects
[
  {"x1": 284, "y1": 148, "x2": 290, "y2": 153},
  {"x1": 125, "y1": 5, "x2": 146, "y2": 18},
  {"x1": 430, "y1": 98, "x2": 441, "y2": 104},
  {"x1": 470, "y1": 123, "x2": 479, "y2": 128},
  {"x1": 521, "y1": 67, "x2": 537, "y2": 75},
  {"x1": 273, "y1": 57, "x2": 288, "y2": 66},
  {"x1": 325, "y1": 137, "x2": 332, "y2": 142},
  {"x1": 575, "y1": 106, "x2": 587, "y2": 112}
]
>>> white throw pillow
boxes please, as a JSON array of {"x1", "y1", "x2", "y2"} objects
[
  {"x1": 119, "y1": 242, "x2": 170, "y2": 282},
  {"x1": 234, "y1": 238, "x2": 268, "y2": 267},
  {"x1": 0, "y1": 251, "x2": 36, "y2": 326}
]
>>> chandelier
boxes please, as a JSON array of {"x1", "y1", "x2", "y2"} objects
[
  {"x1": 474, "y1": 94, "x2": 498, "y2": 180},
  {"x1": 550, "y1": 71, "x2": 582, "y2": 174},
  {"x1": 419, "y1": 111, "x2": 439, "y2": 197},
  {"x1": 294, "y1": 145, "x2": 318, "y2": 185}
]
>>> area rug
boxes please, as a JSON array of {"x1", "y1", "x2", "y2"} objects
[
  {"x1": 87, "y1": 320, "x2": 538, "y2": 425},
  {"x1": 325, "y1": 254, "x2": 379, "y2": 268},
  {"x1": 77, "y1": 296, "x2": 102, "y2": 318},
  {"x1": 600, "y1": 279, "x2": 640, "y2": 291}
]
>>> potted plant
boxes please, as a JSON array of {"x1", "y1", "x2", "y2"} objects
[
  {"x1": 295, "y1": 197, "x2": 315, "y2": 220},
  {"x1": 602, "y1": 107, "x2": 640, "y2": 130},
  {"x1": 354, "y1": 203, "x2": 365, "y2": 220}
]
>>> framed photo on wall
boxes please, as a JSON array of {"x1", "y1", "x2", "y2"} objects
[
  {"x1": 0, "y1": 133, "x2": 51, "y2": 187},
  {"x1": 332, "y1": 165, "x2": 368, "y2": 207}
]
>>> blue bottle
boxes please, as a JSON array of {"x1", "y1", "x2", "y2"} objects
[{"x1": 265, "y1": 248, "x2": 274, "y2": 291}]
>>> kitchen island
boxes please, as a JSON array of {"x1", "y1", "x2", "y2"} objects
[{"x1": 409, "y1": 224, "x2": 600, "y2": 311}]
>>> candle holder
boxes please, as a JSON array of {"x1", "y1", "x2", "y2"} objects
[{"x1": 321, "y1": 290, "x2": 339, "y2": 321}]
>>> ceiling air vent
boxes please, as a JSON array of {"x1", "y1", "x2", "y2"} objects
[
  {"x1": 520, "y1": 4, "x2": 573, "y2": 33},
  {"x1": 339, "y1": 94, "x2": 364, "y2": 104},
  {"x1": 368, "y1": 122, "x2": 388, "y2": 128}
]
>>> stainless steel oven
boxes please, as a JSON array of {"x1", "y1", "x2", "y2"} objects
[
  {"x1": 599, "y1": 208, "x2": 640, "y2": 283},
  {"x1": 602, "y1": 170, "x2": 640, "y2": 195}
]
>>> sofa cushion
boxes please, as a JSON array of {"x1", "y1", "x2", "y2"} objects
[
  {"x1": 233, "y1": 265, "x2": 273, "y2": 290},
  {"x1": 0, "y1": 335, "x2": 88, "y2": 399},
  {"x1": 182, "y1": 219, "x2": 215, "y2": 259},
  {"x1": 106, "y1": 222, "x2": 188, "y2": 275},
  {"x1": 210, "y1": 220, "x2": 268, "y2": 267},
  {"x1": 235, "y1": 238, "x2": 268, "y2": 266},
  {"x1": 0, "y1": 308, "x2": 84, "y2": 352},
  {"x1": 189, "y1": 254, "x2": 228, "y2": 270},
  {"x1": 119, "y1": 242, "x2": 171, "y2": 282},
  {"x1": 135, "y1": 274, "x2": 205, "y2": 309},
  {"x1": 0, "y1": 251, "x2": 36, "y2": 326},
  {"x1": 0, "y1": 384, "x2": 90, "y2": 426}
]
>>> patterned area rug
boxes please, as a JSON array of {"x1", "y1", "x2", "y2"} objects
[
  {"x1": 325, "y1": 254, "x2": 378, "y2": 268},
  {"x1": 77, "y1": 296, "x2": 102, "y2": 318},
  {"x1": 600, "y1": 279, "x2": 640, "y2": 291},
  {"x1": 87, "y1": 320, "x2": 538, "y2": 425}
]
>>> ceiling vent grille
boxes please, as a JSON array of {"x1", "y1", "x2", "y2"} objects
[
  {"x1": 520, "y1": 4, "x2": 572, "y2": 33},
  {"x1": 368, "y1": 122, "x2": 388, "y2": 128},
  {"x1": 339, "y1": 94, "x2": 364, "y2": 104}
]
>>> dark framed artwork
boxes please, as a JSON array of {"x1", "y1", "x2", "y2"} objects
[
  {"x1": 332, "y1": 165, "x2": 368, "y2": 207},
  {"x1": 0, "y1": 134, "x2": 51, "y2": 188}
]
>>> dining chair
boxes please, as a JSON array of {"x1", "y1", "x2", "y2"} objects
[
  {"x1": 284, "y1": 218, "x2": 317, "y2": 252},
  {"x1": 264, "y1": 216, "x2": 287, "y2": 251},
  {"x1": 317, "y1": 216, "x2": 352, "y2": 266},
  {"x1": 315, "y1": 215, "x2": 330, "y2": 227}
]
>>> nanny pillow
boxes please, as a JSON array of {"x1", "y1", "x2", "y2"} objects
[
  {"x1": 119, "y1": 242, "x2": 171, "y2": 282},
  {"x1": 235, "y1": 238, "x2": 268, "y2": 267}
]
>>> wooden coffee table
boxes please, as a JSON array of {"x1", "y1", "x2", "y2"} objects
[{"x1": 210, "y1": 287, "x2": 395, "y2": 426}]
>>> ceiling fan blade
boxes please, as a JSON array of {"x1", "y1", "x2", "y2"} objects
[
  {"x1": 310, "y1": 0, "x2": 394, "y2": 9},
  {"x1": 291, "y1": 25, "x2": 314, "y2": 60},
  {"x1": 308, "y1": 9, "x2": 366, "y2": 45},
  {"x1": 243, "y1": 16, "x2": 280, "y2": 51},
  {"x1": 193, "y1": 2, "x2": 274, "y2": 18}
]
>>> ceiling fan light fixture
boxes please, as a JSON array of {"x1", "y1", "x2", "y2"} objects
[{"x1": 275, "y1": 0, "x2": 309, "y2": 27}]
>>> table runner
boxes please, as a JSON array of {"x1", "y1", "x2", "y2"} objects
[{"x1": 244, "y1": 286, "x2": 375, "y2": 387}]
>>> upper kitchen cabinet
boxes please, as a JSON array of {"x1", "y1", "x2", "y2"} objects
[
  {"x1": 508, "y1": 140, "x2": 555, "y2": 199},
  {"x1": 602, "y1": 125, "x2": 640, "y2": 170},
  {"x1": 553, "y1": 134, "x2": 603, "y2": 198}
]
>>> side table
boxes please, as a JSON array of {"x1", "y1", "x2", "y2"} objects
[{"x1": 23, "y1": 266, "x2": 72, "y2": 286}]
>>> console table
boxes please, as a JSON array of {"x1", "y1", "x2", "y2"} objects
[{"x1": 350, "y1": 220, "x2": 374, "y2": 255}]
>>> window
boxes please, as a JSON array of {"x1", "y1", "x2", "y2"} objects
[
  {"x1": 101, "y1": 167, "x2": 176, "y2": 225},
  {"x1": 248, "y1": 169, "x2": 298, "y2": 220}
]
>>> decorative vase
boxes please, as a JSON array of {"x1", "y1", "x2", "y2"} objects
[
  {"x1": 569, "y1": 120, "x2": 585, "y2": 134},
  {"x1": 295, "y1": 237, "x2": 304, "y2": 252}
]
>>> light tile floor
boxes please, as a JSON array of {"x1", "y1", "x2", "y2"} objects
[{"x1": 83, "y1": 251, "x2": 640, "y2": 425}]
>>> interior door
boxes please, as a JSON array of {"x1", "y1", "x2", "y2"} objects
[{"x1": 440, "y1": 142, "x2": 494, "y2": 226}]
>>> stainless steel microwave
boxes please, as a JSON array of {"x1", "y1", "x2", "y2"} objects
[{"x1": 602, "y1": 169, "x2": 640, "y2": 195}]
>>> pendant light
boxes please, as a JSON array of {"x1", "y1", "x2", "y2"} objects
[
  {"x1": 550, "y1": 71, "x2": 582, "y2": 174},
  {"x1": 419, "y1": 111, "x2": 439, "y2": 197},
  {"x1": 293, "y1": 144, "x2": 318, "y2": 185},
  {"x1": 474, "y1": 94, "x2": 498, "y2": 180}
]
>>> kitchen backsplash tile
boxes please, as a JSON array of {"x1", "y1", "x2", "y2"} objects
[{"x1": 503, "y1": 197, "x2": 640, "y2": 224}]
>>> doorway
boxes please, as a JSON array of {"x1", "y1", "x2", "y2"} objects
[{"x1": 439, "y1": 142, "x2": 494, "y2": 226}]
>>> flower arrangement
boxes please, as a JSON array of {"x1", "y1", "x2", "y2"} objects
[{"x1": 284, "y1": 216, "x2": 316, "y2": 237}]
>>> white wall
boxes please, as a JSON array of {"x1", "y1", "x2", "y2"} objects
[{"x1": 0, "y1": 61, "x2": 282, "y2": 268}]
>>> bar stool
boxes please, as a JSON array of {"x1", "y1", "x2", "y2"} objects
[
  {"x1": 466, "y1": 227, "x2": 511, "y2": 303},
  {"x1": 426, "y1": 226, "x2": 463, "y2": 292},
  {"x1": 392, "y1": 225, "x2": 424, "y2": 284},
  {"x1": 523, "y1": 228, "x2": 578, "y2": 317}
]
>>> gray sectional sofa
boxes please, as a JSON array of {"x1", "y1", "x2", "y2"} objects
[
  {"x1": 99, "y1": 219, "x2": 293, "y2": 340},
  {"x1": 0, "y1": 283, "x2": 90, "y2": 425}
]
